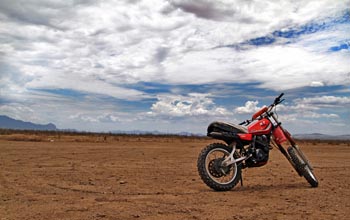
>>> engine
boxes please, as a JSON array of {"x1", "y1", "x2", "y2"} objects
[{"x1": 246, "y1": 135, "x2": 270, "y2": 167}]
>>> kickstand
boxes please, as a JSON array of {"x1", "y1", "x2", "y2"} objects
[{"x1": 240, "y1": 173, "x2": 243, "y2": 187}]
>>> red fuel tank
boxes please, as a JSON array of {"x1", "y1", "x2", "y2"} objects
[{"x1": 248, "y1": 118, "x2": 272, "y2": 135}]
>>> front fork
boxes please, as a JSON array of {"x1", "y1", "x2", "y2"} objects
[
  {"x1": 281, "y1": 125, "x2": 314, "y2": 170},
  {"x1": 291, "y1": 144, "x2": 314, "y2": 170},
  {"x1": 274, "y1": 141, "x2": 314, "y2": 173}
]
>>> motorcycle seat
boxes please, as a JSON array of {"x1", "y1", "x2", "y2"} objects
[{"x1": 208, "y1": 121, "x2": 248, "y2": 134}]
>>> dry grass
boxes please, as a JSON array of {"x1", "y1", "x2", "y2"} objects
[
  {"x1": 0, "y1": 129, "x2": 208, "y2": 143},
  {"x1": 295, "y1": 139, "x2": 350, "y2": 146}
]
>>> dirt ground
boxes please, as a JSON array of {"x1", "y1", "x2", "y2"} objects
[{"x1": 0, "y1": 134, "x2": 349, "y2": 220}]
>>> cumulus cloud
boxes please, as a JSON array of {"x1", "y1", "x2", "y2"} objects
[
  {"x1": 234, "y1": 95, "x2": 345, "y2": 122},
  {"x1": 69, "y1": 113, "x2": 99, "y2": 123},
  {"x1": 272, "y1": 96, "x2": 348, "y2": 126},
  {"x1": 234, "y1": 101, "x2": 261, "y2": 114},
  {"x1": 69, "y1": 112, "x2": 128, "y2": 123},
  {"x1": 310, "y1": 81, "x2": 325, "y2": 87},
  {"x1": 148, "y1": 93, "x2": 231, "y2": 118}
]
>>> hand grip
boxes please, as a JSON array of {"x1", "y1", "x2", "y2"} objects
[
  {"x1": 274, "y1": 93, "x2": 284, "y2": 105},
  {"x1": 277, "y1": 93, "x2": 284, "y2": 99}
]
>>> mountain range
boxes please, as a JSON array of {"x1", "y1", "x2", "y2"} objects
[
  {"x1": 292, "y1": 133, "x2": 350, "y2": 141},
  {"x1": 0, "y1": 115, "x2": 57, "y2": 131}
]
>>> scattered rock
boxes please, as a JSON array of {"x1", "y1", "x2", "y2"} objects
[{"x1": 96, "y1": 213, "x2": 106, "y2": 218}]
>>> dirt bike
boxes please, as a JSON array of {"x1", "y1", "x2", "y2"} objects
[{"x1": 197, "y1": 93, "x2": 318, "y2": 191}]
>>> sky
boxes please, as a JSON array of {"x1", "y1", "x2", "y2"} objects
[{"x1": 0, "y1": 0, "x2": 350, "y2": 135}]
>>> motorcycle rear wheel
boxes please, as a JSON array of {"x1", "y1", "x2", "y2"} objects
[
  {"x1": 287, "y1": 146, "x2": 318, "y2": 187},
  {"x1": 197, "y1": 143, "x2": 242, "y2": 191}
]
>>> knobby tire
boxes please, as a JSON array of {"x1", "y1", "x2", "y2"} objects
[
  {"x1": 287, "y1": 146, "x2": 318, "y2": 187},
  {"x1": 197, "y1": 143, "x2": 242, "y2": 191}
]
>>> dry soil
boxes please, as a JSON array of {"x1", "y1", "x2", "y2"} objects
[{"x1": 0, "y1": 135, "x2": 349, "y2": 219}]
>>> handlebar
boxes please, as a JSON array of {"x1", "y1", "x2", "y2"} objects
[
  {"x1": 239, "y1": 93, "x2": 285, "y2": 125},
  {"x1": 277, "y1": 93, "x2": 284, "y2": 99},
  {"x1": 273, "y1": 93, "x2": 284, "y2": 106}
]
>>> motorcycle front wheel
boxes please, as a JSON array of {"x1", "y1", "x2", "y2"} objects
[
  {"x1": 287, "y1": 146, "x2": 318, "y2": 187},
  {"x1": 197, "y1": 143, "x2": 242, "y2": 191}
]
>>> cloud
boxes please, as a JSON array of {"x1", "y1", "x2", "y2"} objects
[
  {"x1": 233, "y1": 95, "x2": 345, "y2": 121},
  {"x1": 272, "y1": 96, "x2": 348, "y2": 130},
  {"x1": 1, "y1": 0, "x2": 349, "y2": 97},
  {"x1": 241, "y1": 46, "x2": 349, "y2": 90},
  {"x1": 148, "y1": 93, "x2": 231, "y2": 118},
  {"x1": 170, "y1": 0, "x2": 348, "y2": 25},
  {"x1": 234, "y1": 101, "x2": 260, "y2": 114},
  {"x1": 69, "y1": 112, "x2": 126, "y2": 123},
  {"x1": 0, "y1": 0, "x2": 94, "y2": 29},
  {"x1": 0, "y1": 0, "x2": 190, "y2": 100},
  {"x1": 26, "y1": 75, "x2": 149, "y2": 101},
  {"x1": 304, "y1": 112, "x2": 339, "y2": 119},
  {"x1": 69, "y1": 113, "x2": 99, "y2": 123},
  {"x1": 170, "y1": 0, "x2": 243, "y2": 22},
  {"x1": 0, "y1": 103, "x2": 37, "y2": 122},
  {"x1": 310, "y1": 81, "x2": 325, "y2": 87},
  {"x1": 296, "y1": 96, "x2": 350, "y2": 106},
  {"x1": 278, "y1": 96, "x2": 350, "y2": 116},
  {"x1": 161, "y1": 44, "x2": 350, "y2": 90}
]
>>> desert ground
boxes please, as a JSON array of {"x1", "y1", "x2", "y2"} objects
[{"x1": 0, "y1": 132, "x2": 349, "y2": 220}]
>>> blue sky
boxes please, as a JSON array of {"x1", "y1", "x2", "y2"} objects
[{"x1": 0, "y1": 0, "x2": 349, "y2": 135}]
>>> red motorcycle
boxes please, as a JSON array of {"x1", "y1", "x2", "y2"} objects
[{"x1": 197, "y1": 93, "x2": 318, "y2": 191}]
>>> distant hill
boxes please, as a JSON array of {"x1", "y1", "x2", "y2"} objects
[
  {"x1": 0, "y1": 115, "x2": 57, "y2": 131},
  {"x1": 293, "y1": 133, "x2": 350, "y2": 140}
]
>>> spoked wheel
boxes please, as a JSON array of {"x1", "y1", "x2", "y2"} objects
[
  {"x1": 288, "y1": 146, "x2": 318, "y2": 187},
  {"x1": 197, "y1": 143, "x2": 242, "y2": 191}
]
